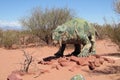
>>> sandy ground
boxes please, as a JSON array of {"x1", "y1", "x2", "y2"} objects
[{"x1": 0, "y1": 39, "x2": 120, "y2": 80}]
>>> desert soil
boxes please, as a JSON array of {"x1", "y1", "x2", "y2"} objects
[{"x1": 0, "y1": 39, "x2": 120, "y2": 80}]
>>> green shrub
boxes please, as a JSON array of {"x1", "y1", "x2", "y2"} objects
[
  {"x1": 94, "y1": 23, "x2": 120, "y2": 48},
  {"x1": 110, "y1": 25, "x2": 120, "y2": 48},
  {"x1": 93, "y1": 23, "x2": 106, "y2": 39},
  {"x1": 0, "y1": 29, "x2": 3, "y2": 46},
  {"x1": 20, "y1": 7, "x2": 74, "y2": 44},
  {"x1": 2, "y1": 30, "x2": 20, "y2": 49}
]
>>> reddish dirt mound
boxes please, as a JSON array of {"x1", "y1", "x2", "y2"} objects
[
  {"x1": 38, "y1": 55, "x2": 115, "y2": 72},
  {"x1": 1, "y1": 39, "x2": 120, "y2": 80}
]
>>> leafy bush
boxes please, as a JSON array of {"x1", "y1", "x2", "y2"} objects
[
  {"x1": 114, "y1": 0, "x2": 120, "y2": 14},
  {"x1": 109, "y1": 24, "x2": 120, "y2": 48},
  {"x1": 93, "y1": 23, "x2": 107, "y2": 39},
  {"x1": 0, "y1": 29, "x2": 3, "y2": 46},
  {"x1": 20, "y1": 7, "x2": 74, "y2": 44},
  {"x1": 94, "y1": 23, "x2": 120, "y2": 48},
  {"x1": 2, "y1": 30, "x2": 20, "y2": 49}
]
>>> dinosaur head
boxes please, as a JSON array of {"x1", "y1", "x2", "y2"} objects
[{"x1": 52, "y1": 25, "x2": 67, "y2": 46}]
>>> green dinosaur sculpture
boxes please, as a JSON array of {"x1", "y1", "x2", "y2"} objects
[{"x1": 52, "y1": 18, "x2": 98, "y2": 57}]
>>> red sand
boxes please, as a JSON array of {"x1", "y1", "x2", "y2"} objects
[{"x1": 0, "y1": 39, "x2": 120, "y2": 80}]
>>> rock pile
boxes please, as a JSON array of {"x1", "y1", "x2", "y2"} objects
[{"x1": 38, "y1": 55, "x2": 115, "y2": 71}]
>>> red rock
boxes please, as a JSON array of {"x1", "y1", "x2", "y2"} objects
[
  {"x1": 103, "y1": 57, "x2": 115, "y2": 63},
  {"x1": 70, "y1": 56, "x2": 79, "y2": 62},
  {"x1": 7, "y1": 73, "x2": 22, "y2": 80},
  {"x1": 99, "y1": 58, "x2": 104, "y2": 64},
  {"x1": 51, "y1": 65, "x2": 61, "y2": 70},
  {"x1": 88, "y1": 56, "x2": 96, "y2": 62},
  {"x1": 94, "y1": 59, "x2": 101, "y2": 67},
  {"x1": 44, "y1": 61, "x2": 53, "y2": 65},
  {"x1": 59, "y1": 61, "x2": 76, "y2": 67},
  {"x1": 58, "y1": 57, "x2": 68, "y2": 63},
  {"x1": 56, "y1": 65, "x2": 61, "y2": 70},
  {"x1": 79, "y1": 61, "x2": 89, "y2": 66},
  {"x1": 93, "y1": 55, "x2": 101, "y2": 58},
  {"x1": 88, "y1": 62, "x2": 95, "y2": 70},
  {"x1": 77, "y1": 58, "x2": 89, "y2": 66}
]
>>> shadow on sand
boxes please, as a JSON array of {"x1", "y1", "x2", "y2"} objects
[
  {"x1": 43, "y1": 54, "x2": 73, "y2": 61},
  {"x1": 102, "y1": 53, "x2": 120, "y2": 57},
  {"x1": 93, "y1": 65, "x2": 120, "y2": 74},
  {"x1": 43, "y1": 56, "x2": 60, "y2": 61},
  {"x1": 42, "y1": 54, "x2": 72, "y2": 61},
  {"x1": 83, "y1": 65, "x2": 120, "y2": 75}
]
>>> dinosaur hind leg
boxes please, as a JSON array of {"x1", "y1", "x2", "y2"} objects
[
  {"x1": 71, "y1": 44, "x2": 81, "y2": 56},
  {"x1": 89, "y1": 35, "x2": 96, "y2": 55},
  {"x1": 77, "y1": 37, "x2": 92, "y2": 57}
]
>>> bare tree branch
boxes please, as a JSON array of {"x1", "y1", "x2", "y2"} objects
[{"x1": 114, "y1": 0, "x2": 120, "y2": 14}]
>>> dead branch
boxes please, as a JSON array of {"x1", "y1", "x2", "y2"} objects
[{"x1": 21, "y1": 50, "x2": 33, "y2": 73}]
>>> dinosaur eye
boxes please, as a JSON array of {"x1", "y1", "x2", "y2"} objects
[{"x1": 58, "y1": 31, "x2": 63, "y2": 33}]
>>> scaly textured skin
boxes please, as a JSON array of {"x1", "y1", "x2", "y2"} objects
[{"x1": 52, "y1": 18, "x2": 97, "y2": 57}]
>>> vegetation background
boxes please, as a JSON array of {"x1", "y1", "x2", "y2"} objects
[{"x1": 0, "y1": 0, "x2": 120, "y2": 49}]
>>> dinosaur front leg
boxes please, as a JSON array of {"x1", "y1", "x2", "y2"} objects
[
  {"x1": 77, "y1": 37, "x2": 92, "y2": 57},
  {"x1": 54, "y1": 44, "x2": 66, "y2": 57}
]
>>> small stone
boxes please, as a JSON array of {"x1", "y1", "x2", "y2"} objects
[
  {"x1": 59, "y1": 61, "x2": 76, "y2": 67},
  {"x1": 58, "y1": 57, "x2": 68, "y2": 63},
  {"x1": 94, "y1": 59, "x2": 101, "y2": 67},
  {"x1": 88, "y1": 62, "x2": 95, "y2": 70},
  {"x1": 99, "y1": 58, "x2": 104, "y2": 65},
  {"x1": 103, "y1": 57, "x2": 115, "y2": 63},
  {"x1": 7, "y1": 73, "x2": 22, "y2": 80},
  {"x1": 70, "y1": 56, "x2": 79, "y2": 62}
]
